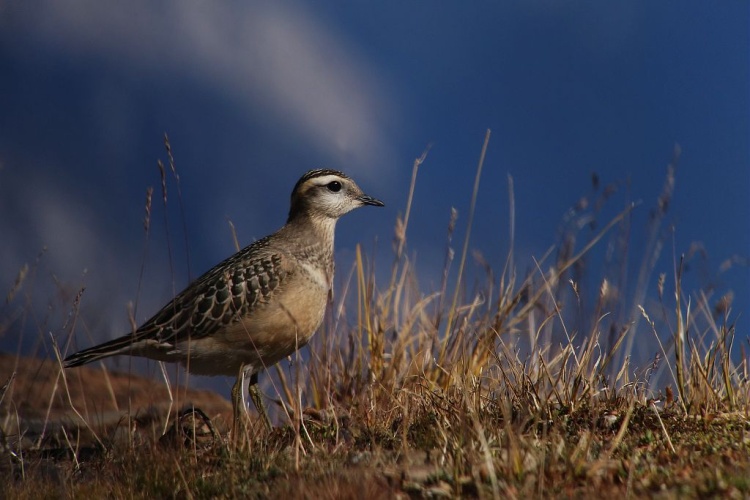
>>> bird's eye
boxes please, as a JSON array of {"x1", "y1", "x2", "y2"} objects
[{"x1": 327, "y1": 181, "x2": 342, "y2": 192}]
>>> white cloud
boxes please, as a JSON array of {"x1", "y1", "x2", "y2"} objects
[{"x1": 1, "y1": 0, "x2": 396, "y2": 182}]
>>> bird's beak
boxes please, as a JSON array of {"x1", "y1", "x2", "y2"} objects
[{"x1": 358, "y1": 194, "x2": 385, "y2": 207}]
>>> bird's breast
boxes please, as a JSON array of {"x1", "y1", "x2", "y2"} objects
[{"x1": 297, "y1": 260, "x2": 332, "y2": 290}]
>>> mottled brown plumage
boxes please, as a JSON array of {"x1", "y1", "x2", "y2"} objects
[{"x1": 64, "y1": 169, "x2": 383, "y2": 431}]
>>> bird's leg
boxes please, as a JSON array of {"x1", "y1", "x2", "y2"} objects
[
  {"x1": 231, "y1": 368, "x2": 247, "y2": 443},
  {"x1": 248, "y1": 372, "x2": 272, "y2": 430}
]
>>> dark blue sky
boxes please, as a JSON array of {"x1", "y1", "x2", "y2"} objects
[{"x1": 1, "y1": 1, "x2": 748, "y2": 367}]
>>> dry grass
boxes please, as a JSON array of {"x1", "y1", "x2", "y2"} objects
[{"x1": 2, "y1": 135, "x2": 748, "y2": 498}]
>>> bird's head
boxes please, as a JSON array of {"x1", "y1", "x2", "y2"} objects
[{"x1": 288, "y1": 169, "x2": 384, "y2": 222}]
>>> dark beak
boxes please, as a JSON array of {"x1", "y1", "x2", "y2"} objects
[{"x1": 358, "y1": 194, "x2": 385, "y2": 207}]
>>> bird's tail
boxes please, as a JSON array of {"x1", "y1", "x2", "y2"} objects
[{"x1": 64, "y1": 335, "x2": 139, "y2": 368}]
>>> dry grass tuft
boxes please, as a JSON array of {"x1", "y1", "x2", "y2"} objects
[{"x1": 2, "y1": 137, "x2": 748, "y2": 498}]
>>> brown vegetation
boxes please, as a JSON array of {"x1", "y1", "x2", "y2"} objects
[{"x1": 2, "y1": 136, "x2": 748, "y2": 498}]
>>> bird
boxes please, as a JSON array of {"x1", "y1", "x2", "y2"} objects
[{"x1": 64, "y1": 169, "x2": 384, "y2": 434}]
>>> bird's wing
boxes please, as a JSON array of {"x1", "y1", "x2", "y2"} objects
[{"x1": 132, "y1": 236, "x2": 293, "y2": 347}]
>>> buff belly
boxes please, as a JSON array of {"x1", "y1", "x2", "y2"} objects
[{"x1": 163, "y1": 289, "x2": 328, "y2": 377}]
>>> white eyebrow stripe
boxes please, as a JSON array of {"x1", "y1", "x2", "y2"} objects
[{"x1": 309, "y1": 174, "x2": 345, "y2": 185}]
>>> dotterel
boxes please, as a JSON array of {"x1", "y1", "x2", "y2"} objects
[{"x1": 64, "y1": 169, "x2": 384, "y2": 432}]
